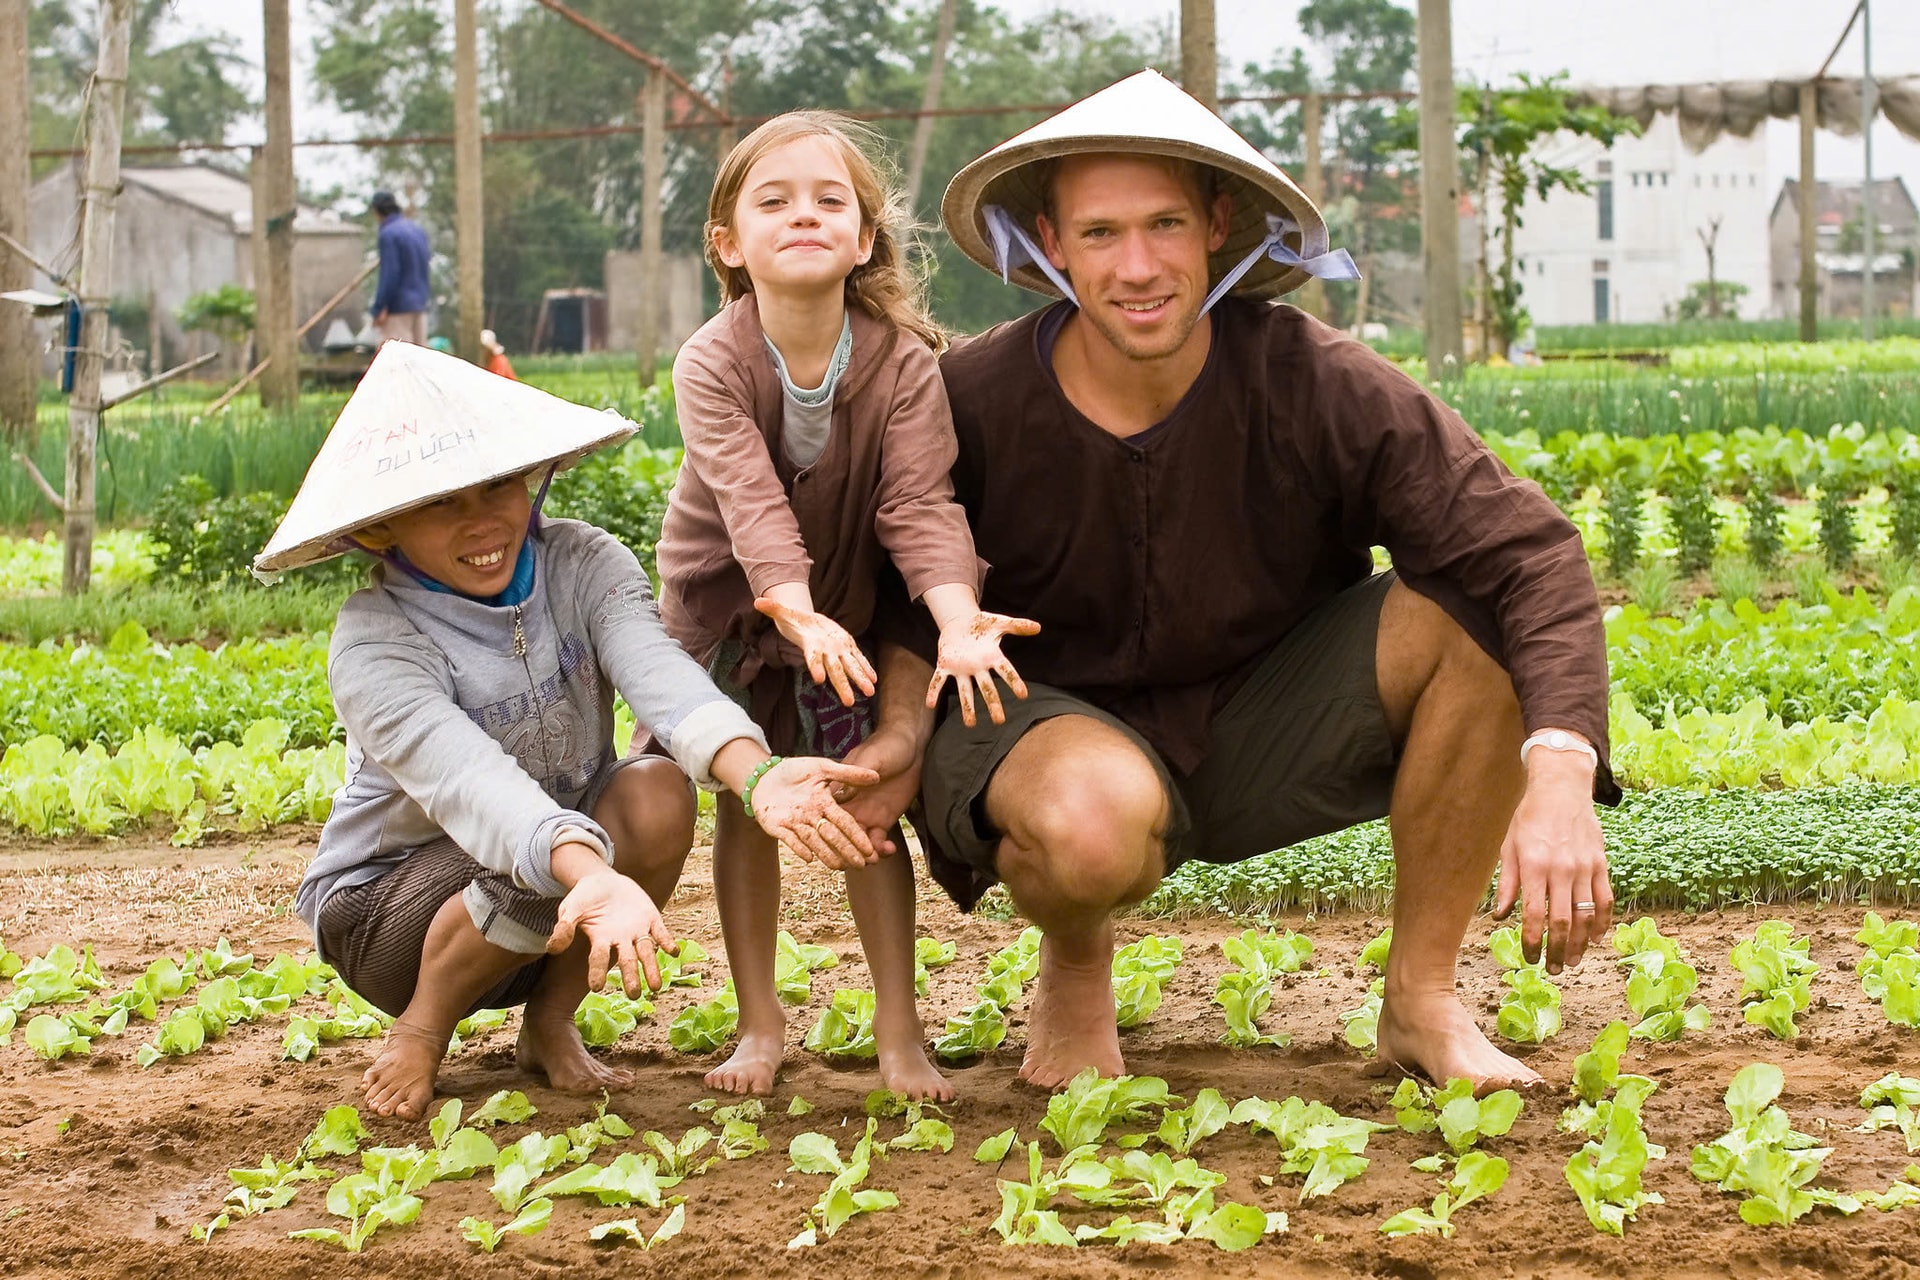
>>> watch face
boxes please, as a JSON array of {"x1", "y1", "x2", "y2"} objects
[{"x1": 1548, "y1": 730, "x2": 1570, "y2": 750}]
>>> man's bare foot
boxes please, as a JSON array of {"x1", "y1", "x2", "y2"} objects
[
  {"x1": 362, "y1": 1020, "x2": 448, "y2": 1119},
  {"x1": 705, "y1": 1025, "x2": 783, "y2": 1095},
  {"x1": 1376, "y1": 988, "x2": 1542, "y2": 1093},
  {"x1": 875, "y1": 1018, "x2": 955, "y2": 1102},
  {"x1": 1017, "y1": 936, "x2": 1125, "y2": 1089},
  {"x1": 515, "y1": 1011, "x2": 635, "y2": 1094}
]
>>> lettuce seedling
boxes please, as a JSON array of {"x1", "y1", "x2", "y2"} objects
[
  {"x1": 773, "y1": 932, "x2": 838, "y2": 1005},
  {"x1": 1230, "y1": 1095, "x2": 1390, "y2": 1201},
  {"x1": 8, "y1": 943, "x2": 106, "y2": 1008},
  {"x1": 786, "y1": 1118, "x2": 898, "y2": 1243},
  {"x1": 459, "y1": 1197, "x2": 552, "y2": 1252},
  {"x1": 1496, "y1": 966, "x2": 1563, "y2": 1044},
  {"x1": 1183, "y1": 1198, "x2": 1286, "y2": 1251},
  {"x1": 589, "y1": 1203, "x2": 685, "y2": 1249},
  {"x1": 1041, "y1": 1069, "x2": 1177, "y2": 1151},
  {"x1": 640, "y1": 1127, "x2": 717, "y2": 1180},
  {"x1": 1856, "y1": 912, "x2": 1918, "y2": 959},
  {"x1": 533, "y1": 1151, "x2": 667, "y2": 1208},
  {"x1": 1214, "y1": 970, "x2": 1286, "y2": 1048},
  {"x1": 1859, "y1": 1073, "x2": 1920, "y2": 1154},
  {"x1": 1731, "y1": 922, "x2": 1819, "y2": 1040},
  {"x1": 25, "y1": 1013, "x2": 90, "y2": 1060},
  {"x1": 1079, "y1": 1150, "x2": 1226, "y2": 1207},
  {"x1": 469, "y1": 1090, "x2": 538, "y2": 1127},
  {"x1": 1358, "y1": 928, "x2": 1392, "y2": 972},
  {"x1": 1379, "y1": 1151, "x2": 1509, "y2": 1238},
  {"x1": 934, "y1": 999, "x2": 1007, "y2": 1062},
  {"x1": 803, "y1": 988, "x2": 877, "y2": 1059},
  {"x1": 489, "y1": 1132, "x2": 573, "y2": 1212},
  {"x1": 1340, "y1": 978, "x2": 1384, "y2": 1053},
  {"x1": 669, "y1": 981, "x2": 740, "y2": 1053},
  {"x1": 975, "y1": 1128, "x2": 1020, "y2": 1163},
  {"x1": 1564, "y1": 1101, "x2": 1665, "y2": 1235},
  {"x1": 1222, "y1": 928, "x2": 1313, "y2": 980},
  {"x1": 1157, "y1": 1089, "x2": 1231, "y2": 1155},
  {"x1": 575, "y1": 988, "x2": 652, "y2": 1047},
  {"x1": 1690, "y1": 1063, "x2": 1860, "y2": 1226},
  {"x1": 1860, "y1": 947, "x2": 1920, "y2": 1028}
]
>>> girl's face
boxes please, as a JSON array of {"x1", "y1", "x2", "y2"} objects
[
  {"x1": 362, "y1": 474, "x2": 532, "y2": 597},
  {"x1": 712, "y1": 134, "x2": 875, "y2": 298}
]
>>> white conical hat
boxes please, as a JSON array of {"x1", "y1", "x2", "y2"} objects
[
  {"x1": 254, "y1": 341, "x2": 637, "y2": 574},
  {"x1": 942, "y1": 68, "x2": 1331, "y2": 301}
]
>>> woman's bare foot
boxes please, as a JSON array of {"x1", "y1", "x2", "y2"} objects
[
  {"x1": 705, "y1": 1025, "x2": 784, "y2": 1095},
  {"x1": 1017, "y1": 936, "x2": 1124, "y2": 1089},
  {"x1": 875, "y1": 1015, "x2": 955, "y2": 1102},
  {"x1": 1376, "y1": 987, "x2": 1542, "y2": 1093},
  {"x1": 362, "y1": 1020, "x2": 449, "y2": 1119},
  {"x1": 515, "y1": 1010, "x2": 635, "y2": 1094}
]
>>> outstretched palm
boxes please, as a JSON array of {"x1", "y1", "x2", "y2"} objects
[{"x1": 929, "y1": 611, "x2": 1042, "y2": 725}]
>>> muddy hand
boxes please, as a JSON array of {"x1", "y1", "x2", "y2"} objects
[
  {"x1": 753, "y1": 597, "x2": 877, "y2": 708},
  {"x1": 928, "y1": 611, "x2": 1041, "y2": 726}
]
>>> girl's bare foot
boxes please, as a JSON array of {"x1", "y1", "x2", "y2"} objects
[
  {"x1": 705, "y1": 1026, "x2": 784, "y2": 1095},
  {"x1": 875, "y1": 1015, "x2": 955, "y2": 1102},
  {"x1": 515, "y1": 1010, "x2": 635, "y2": 1093},
  {"x1": 362, "y1": 1020, "x2": 449, "y2": 1119},
  {"x1": 1017, "y1": 938, "x2": 1124, "y2": 1089}
]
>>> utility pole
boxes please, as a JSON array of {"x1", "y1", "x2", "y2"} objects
[
  {"x1": 0, "y1": 0, "x2": 32, "y2": 436},
  {"x1": 637, "y1": 70, "x2": 666, "y2": 385},
  {"x1": 905, "y1": 0, "x2": 959, "y2": 213},
  {"x1": 1860, "y1": 0, "x2": 1876, "y2": 340},
  {"x1": 453, "y1": 0, "x2": 484, "y2": 364},
  {"x1": 64, "y1": 0, "x2": 133, "y2": 595},
  {"x1": 1180, "y1": 0, "x2": 1217, "y2": 113},
  {"x1": 1798, "y1": 81, "x2": 1818, "y2": 341},
  {"x1": 1416, "y1": 0, "x2": 1464, "y2": 378},
  {"x1": 258, "y1": 0, "x2": 298, "y2": 407},
  {"x1": 1297, "y1": 91, "x2": 1326, "y2": 319}
]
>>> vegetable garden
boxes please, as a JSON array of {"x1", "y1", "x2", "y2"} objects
[{"x1": 3, "y1": 333, "x2": 1919, "y2": 1277}]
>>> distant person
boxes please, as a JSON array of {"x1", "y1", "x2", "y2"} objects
[
  {"x1": 369, "y1": 190, "x2": 431, "y2": 346},
  {"x1": 482, "y1": 328, "x2": 517, "y2": 380}
]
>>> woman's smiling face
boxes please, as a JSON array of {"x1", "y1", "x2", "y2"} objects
[{"x1": 363, "y1": 474, "x2": 533, "y2": 596}]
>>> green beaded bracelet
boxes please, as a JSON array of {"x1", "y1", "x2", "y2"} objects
[{"x1": 740, "y1": 755, "x2": 784, "y2": 819}]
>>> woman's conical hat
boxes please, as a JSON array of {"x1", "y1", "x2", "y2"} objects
[
  {"x1": 254, "y1": 341, "x2": 636, "y2": 574},
  {"x1": 942, "y1": 68, "x2": 1330, "y2": 301}
]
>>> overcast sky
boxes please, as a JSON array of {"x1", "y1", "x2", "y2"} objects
[{"x1": 157, "y1": 0, "x2": 1920, "y2": 205}]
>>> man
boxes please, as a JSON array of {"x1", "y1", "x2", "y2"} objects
[
  {"x1": 369, "y1": 190, "x2": 431, "y2": 346},
  {"x1": 852, "y1": 70, "x2": 1618, "y2": 1092}
]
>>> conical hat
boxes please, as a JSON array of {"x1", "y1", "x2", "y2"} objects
[
  {"x1": 254, "y1": 341, "x2": 637, "y2": 574},
  {"x1": 942, "y1": 68, "x2": 1329, "y2": 301}
]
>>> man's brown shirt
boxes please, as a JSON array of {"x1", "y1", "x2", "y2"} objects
[{"x1": 933, "y1": 298, "x2": 1619, "y2": 803}]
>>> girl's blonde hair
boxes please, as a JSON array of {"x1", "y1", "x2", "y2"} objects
[{"x1": 705, "y1": 111, "x2": 945, "y2": 352}]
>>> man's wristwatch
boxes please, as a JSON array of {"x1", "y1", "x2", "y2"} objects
[{"x1": 1520, "y1": 729, "x2": 1598, "y2": 769}]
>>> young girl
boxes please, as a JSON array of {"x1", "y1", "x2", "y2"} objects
[
  {"x1": 657, "y1": 113, "x2": 1038, "y2": 1101},
  {"x1": 258, "y1": 341, "x2": 879, "y2": 1121}
]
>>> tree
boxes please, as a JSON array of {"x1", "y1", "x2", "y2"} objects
[
  {"x1": 1232, "y1": 0, "x2": 1417, "y2": 329},
  {"x1": 1672, "y1": 279, "x2": 1747, "y2": 321},
  {"x1": 175, "y1": 283, "x2": 255, "y2": 375},
  {"x1": 28, "y1": 0, "x2": 253, "y2": 170},
  {"x1": 1696, "y1": 214, "x2": 1724, "y2": 318},
  {"x1": 1391, "y1": 73, "x2": 1639, "y2": 357}
]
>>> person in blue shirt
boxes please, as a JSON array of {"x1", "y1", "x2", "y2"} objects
[{"x1": 369, "y1": 190, "x2": 432, "y2": 346}]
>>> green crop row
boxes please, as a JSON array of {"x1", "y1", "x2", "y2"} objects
[
  {"x1": 1488, "y1": 423, "x2": 1920, "y2": 497},
  {"x1": 1144, "y1": 786, "x2": 1920, "y2": 917},
  {"x1": 1669, "y1": 338, "x2": 1920, "y2": 377}
]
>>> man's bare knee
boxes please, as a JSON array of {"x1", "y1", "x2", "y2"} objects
[{"x1": 990, "y1": 717, "x2": 1168, "y2": 907}]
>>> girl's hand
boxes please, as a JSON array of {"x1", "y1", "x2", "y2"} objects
[
  {"x1": 927, "y1": 611, "x2": 1041, "y2": 726},
  {"x1": 748, "y1": 756, "x2": 881, "y2": 870},
  {"x1": 545, "y1": 867, "x2": 677, "y2": 996},
  {"x1": 753, "y1": 597, "x2": 878, "y2": 708}
]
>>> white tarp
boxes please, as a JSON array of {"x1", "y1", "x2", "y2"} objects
[{"x1": 1576, "y1": 77, "x2": 1920, "y2": 153}]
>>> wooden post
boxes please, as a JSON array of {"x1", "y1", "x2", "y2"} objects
[
  {"x1": 1861, "y1": 0, "x2": 1876, "y2": 341},
  {"x1": 1417, "y1": 0, "x2": 1464, "y2": 377},
  {"x1": 454, "y1": 0, "x2": 484, "y2": 363},
  {"x1": 1181, "y1": 0, "x2": 1217, "y2": 113},
  {"x1": 905, "y1": 0, "x2": 959, "y2": 212},
  {"x1": 248, "y1": 149, "x2": 268, "y2": 375},
  {"x1": 637, "y1": 70, "x2": 666, "y2": 385},
  {"x1": 1297, "y1": 91, "x2": 1327, "y2": 319},
  {"x1": 1798, "y1": 81, "x2": 1818, "y2": 341},
  {"x1": 0, "y1": 0, "x2": 33, "y2": 436},
  {"x1": 64, "y1": 0, "x2": 134, "y2": 595},
  {"x1": 258, "y1": 0, "x2": 298, "y2": 406}
]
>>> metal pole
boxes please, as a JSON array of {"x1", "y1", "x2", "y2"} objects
[
  {"x1": 637, "y1": 71, "x2": 666, "y2": 384},
  {"x1": 1181, "y1": 0, "x2": 1217, "y2": 113},
  {"x1": 1417, "y1": 0, "x2": 1463, "y2": 377},
  {"x1": 0, "y1": 0, "x2": 32, "y2": 436},
  {"x1": 259, "y1": 0, "x2": 298, "y2": 406},
  {"x1": 1860, "y1": 0, "x2": 1875, "y2": 340},
  {"x1": 64, "y1": 0, "x2": 134, "y2": 595},
  {"x1": 1798, "y1": 81, "x2": 1818, "y2": 341},
  {"x1": 454, "y1": 0, "x2": 485, "y2": 363},
  {"x1": 905, "y1": 0, "x2": 959, "y2": 213}
]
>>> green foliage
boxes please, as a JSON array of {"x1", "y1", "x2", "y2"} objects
[
  {"x1": 667, "y1": 981, "x2": 739, "y2": 1054},
  {"x1": 1611, "y1": 918, "x2": 1711, "y2": 1041},
  {"x1": 1691, "y1": 1063, "x2": 1861, "y2": 1226},
  {"x1": 0, "y1": 530, "x2": 154, "y2": 596},
  {"x1": 803, "y1": 988, "x2": 877, "y2": 1059},
  {"x1": 1564, "y1": 1084, "x2": 1665, "y2": 1235},
  {"x1": 1672, "y1": 280, "x2": 1750, "y2": 322},
  {"x1": 174, "y1": 285, "x2": 256, "y2": 344},
  {"x1": 1818, "y1": 475, "x2": 1860, "y2": 571},
  {"x1": 1745, "y1": 485, "x2": 1785, "y2": 569},
  {"x1": 1040, "y1": 1069, "x2": 1176, "y2": 1152},
  {"x1": 1604, "y1": 481, "x2": 1643, "y2": 577},
  {"x1": 1730, "y1": 921, "x2": 1819, "y2": 1039},
  {"x1": 1892, "y1": 474, "x2": 1920, "y2": 559},
  {"x1": 1664, "y1": 466, "x2": 1723, "y2": 575},
  {"x1": 1111, "y1": 935, "x2": 1181, "y2": 1030},
  {"x1": 0, "y1": 576, "x2": 348, "y2": 646},
  {"x1": 1855, "y1": 913, "x2": 1920, "y2": 1028},
  {"x1": 1379, "y1": 1150, "x2": 1509, "y2": 1238},
  {"x1": 545, "y1": 441, "x2": 682, "y2": 573},
  {"x1": 1229, "y1": 1095, "x2": 1390, "y2": 1202},
  {"x1": 148, "y1": 476, "x2": 325, "y2": 589}
]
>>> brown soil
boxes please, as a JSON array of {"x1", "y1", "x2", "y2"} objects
[{"x1": 1, "y1": 832, "x2": 1916, "y2": 1280}]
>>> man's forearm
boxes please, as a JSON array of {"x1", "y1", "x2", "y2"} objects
[{"x1": 874, "y1": 641, "x2": 937, "y2": 750}]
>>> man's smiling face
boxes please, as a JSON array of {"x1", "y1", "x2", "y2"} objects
[{"x1": 1035, "y1": 153, "x2": 1231, "y2": 363}]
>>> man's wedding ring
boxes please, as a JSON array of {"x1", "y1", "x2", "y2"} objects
[{"x1": 1573, "y1": 901, "x2": 1597, "y2": 912}]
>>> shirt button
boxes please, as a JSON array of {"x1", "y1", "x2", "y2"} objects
[
  {"x1": 1130, "y1": 452, "x2": 1145, "y2": 463},
  {"x1": 1130, "y1": 531, "x2": 1144, "y2": 547}
]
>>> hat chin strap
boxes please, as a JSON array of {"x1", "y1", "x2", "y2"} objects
[
  {"x1": 984, "y1": 205, "x2": 1081, "y2": 307},
  {"x1": 1199, "y1": 213, "x2": 1362, "y2": 315}
]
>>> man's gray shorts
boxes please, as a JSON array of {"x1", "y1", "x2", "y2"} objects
[{"x1": 918, "y1": 571, "x2": 1399, "y2": 909}]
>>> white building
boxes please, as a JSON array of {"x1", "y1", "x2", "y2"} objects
[{"x1": 1498, "y1": 113, "x2": 1772, "y2": 326}]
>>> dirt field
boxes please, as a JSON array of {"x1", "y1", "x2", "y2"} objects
[{"x1": 1, "y1": 832, "x2": 1916, "y2": 1279}]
